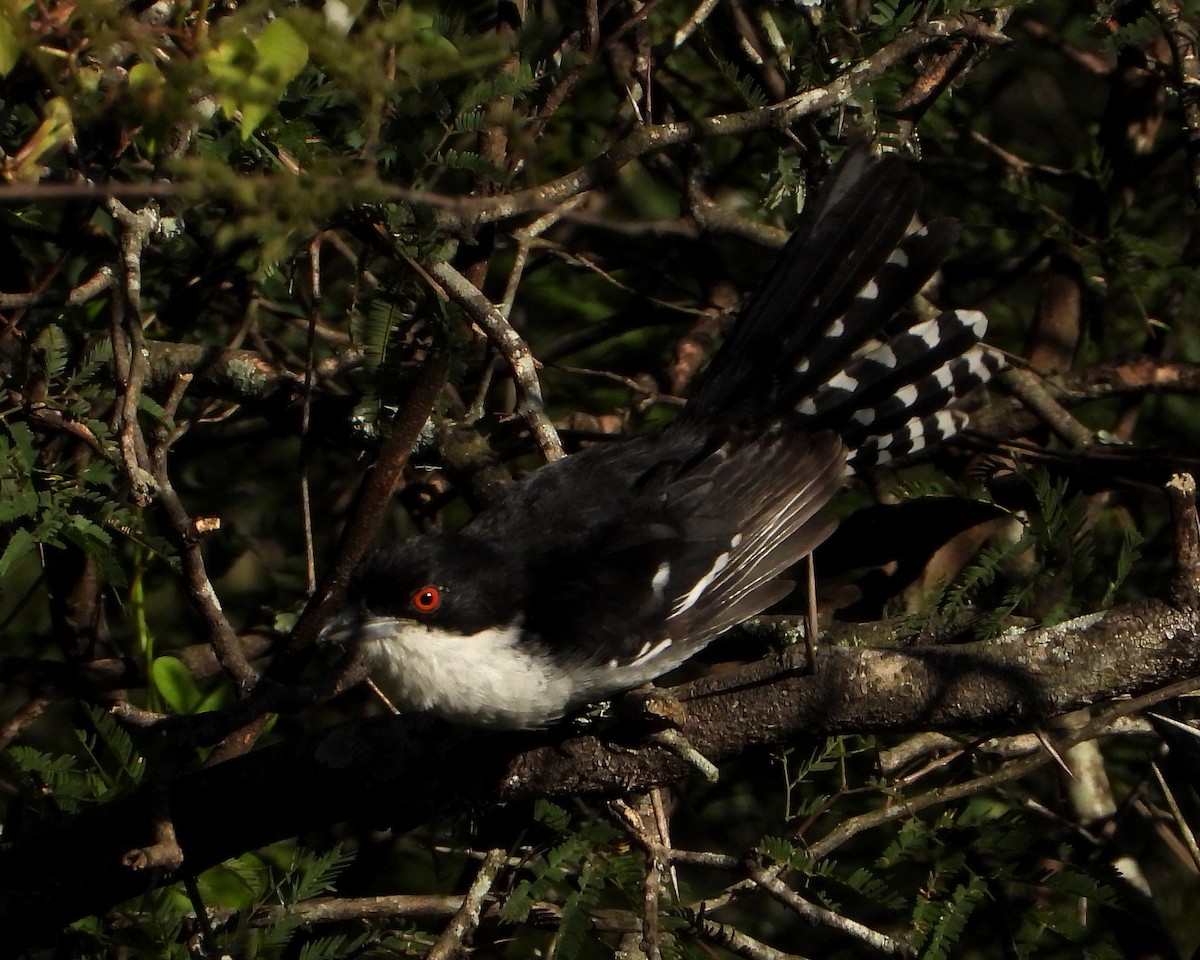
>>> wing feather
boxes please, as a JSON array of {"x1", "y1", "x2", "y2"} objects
[{"x1": 524, "y1": 430, "x2": 846, "y2": 687}]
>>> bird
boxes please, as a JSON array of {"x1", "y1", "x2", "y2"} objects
[{"x1": 321, "y1": 150, "x2": 1001, "y2": 729}]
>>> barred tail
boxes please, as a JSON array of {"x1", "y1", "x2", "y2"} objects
[{"x1": 683, "y1": 150, "x2": 999, "y2": 468}]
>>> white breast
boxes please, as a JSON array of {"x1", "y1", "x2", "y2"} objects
[{"x1": 358, "y1": 620, "x2": 576, "y2": 729}]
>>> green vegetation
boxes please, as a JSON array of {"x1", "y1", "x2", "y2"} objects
[{"x1": 3, "y1": 1, "x2": 1200, "y2": 957}]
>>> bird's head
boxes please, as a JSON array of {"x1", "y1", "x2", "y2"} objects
[{"x1": 320, "y1": 533, "x2": 524, "y2": 648}]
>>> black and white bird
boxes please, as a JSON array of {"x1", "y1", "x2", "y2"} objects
[{"x1": 324, "y1": 151, "x2": 1001, "y2": 729}]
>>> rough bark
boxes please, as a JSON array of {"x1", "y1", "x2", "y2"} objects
[{"x1": 1, "y1": 598, "x2": 1196, "y2": 951}]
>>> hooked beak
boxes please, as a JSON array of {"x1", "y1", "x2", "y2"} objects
[{"x1": 318, "y1": 608, "x2": 406, "y2": 646}]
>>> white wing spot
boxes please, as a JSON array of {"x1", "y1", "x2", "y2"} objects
[
  {"x1": 670, "y1": 552, "x2": 731, "y2": 619},
  {"x1": 873, "y1": 345, "x2": 897, "y2": 370},
  {"x1": 964, "y1": 347, "x2": 992, "y2": 378},
  {"x1": 631, "y1": 637, "x2": 673, "y2": 666},
  {"x1": 955, "y1": 309, "x2": 988, "y2": 337},
  {"x1": 651, "y1": 562, "x2": 671, "y2": 597},
  {"x1": 895, "y1": 383, "x2": 920, "y2": 407},
  {"x1": 825, "y1": 369, "x2": 860, "y2": 394}
]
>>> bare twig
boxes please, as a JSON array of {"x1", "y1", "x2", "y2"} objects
[
  {"x1": 440, "y1": 16, "x2": 1011, "y2": 229},
  {"x1": 686, "y1": 913, "x2": 811, "y2": 960},
  {"x1": 147, "y1": 384, "x2": 257, "y2": 696},
  {"x1": 121, "y1": 814, "x2": 183, "y2": 872},
  {"x1": 1150, "y1": 761, "x2": 1200, "y2": 873},
  {"x1": 1167, "y1": 473, "x2": 1200, "y2": 607},
  {"x1": 425, "y1": 258, "x2": 564, "y2": 461},
  {"x1": 893, "y1": 8, "x2": 1012, "y2": 145},
  {"x1": 25, "y1": 405, "x2": 106, "y2": 454},
  {"x1": 1153, "y1": 0, "x2": 1200, "y2": 206},
  {"x1": 878, "y1": 719, "x2": 1155, "y2": 776},
  {"x1": 107, "y1": 199, "x2": 159, "y2": 506},
  {"x1": 809, "y1": 669, "x2": 1200, "y2": 863},
  {"x1": 0, "y1": 266, "x2": 114, "y2": 309},
  {"x1": 747, "y1": 863, "x2": 915, "y2": 957},
  {"x1": 427, "y1": 848, "x2": 508, "y2": 960},
  {"x1": 0, "y1": 694, "x2": 53, "y2": 751},
  {"x1": 674, "y1": 0, "x2": 720, "y2": 49},
  {"x1": 290, "y1": 349, "x2": 451, "y2": 649},
  {"x1": 998, "y1": 366, "x2": 1096, "y2": 449},
  {"x1": 300, "y1": 240, "x2": 322, "y2": 596},
  {"x1": 501, "y1": 194, "x2": 589, "y2": 319}
]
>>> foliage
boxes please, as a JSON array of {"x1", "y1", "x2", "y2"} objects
[{"x1": 1, "y1": 0, "x2": 1199, "y2": 957}]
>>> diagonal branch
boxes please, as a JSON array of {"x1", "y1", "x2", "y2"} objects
[
  {"x1": 438, "y1": 17, "x2": 1010, "y2": 229},
  {"x1": 425, "y1": 257, "x2": 564, "y2": 461}
]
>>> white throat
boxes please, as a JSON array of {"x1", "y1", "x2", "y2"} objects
[{"x1": 358, "y1": 619, "x2": 574, "y2": 729}]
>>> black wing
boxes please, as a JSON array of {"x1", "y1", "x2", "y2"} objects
[{"x1": 521, "y1": 428, "x2": 846, "y2": 682}]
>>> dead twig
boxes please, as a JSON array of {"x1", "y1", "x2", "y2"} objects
[{"x1": 1167, "y1": 473, "x2": 1200, "y2": 608}]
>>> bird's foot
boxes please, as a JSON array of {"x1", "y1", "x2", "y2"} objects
[{"x1": 619, "y1": 685, "x2": 719, "y2": 783}]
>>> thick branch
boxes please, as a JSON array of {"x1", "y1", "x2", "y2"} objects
[{"x1": 1, "y1": 598, "x2": 1197, "y2": 949}]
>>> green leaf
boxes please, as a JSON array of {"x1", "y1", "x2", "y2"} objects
[
  {"x1": 0, "y1": 490, "x2": 40, "y2": 525},
  {"x1": 0, "y1": 6, "x2": 23, "y2": 77},
  {"x1": 287, "y1": 845, "x2": 356, "y2": 903},
  {"x1": 196, "y1": 857, "x2": 263, "y2": 912},
  {"x1": 206, "y1": 18, "x2": 310, "y2": 139},
  {"x1": 534, "y1": 798, "x2": 572, "y2": 835},
  {"x1": 78, "y1": 703, "x2": 143, "y2": 786},
  {"x1": 60, "y1": 515, "x2": 126, "y2": 588},
  {"x1": 150, "y1": 656, "x2": 204, "y2": 715},
  {"x1": 0, "y1": 527, "x2": 37, "y2": 579},
  {"x1": 298, "y1": 933, "x2": 369, "y2": 960},
  {"x1": 33, "y1": 323, "x2": 68, "y2": 379}
]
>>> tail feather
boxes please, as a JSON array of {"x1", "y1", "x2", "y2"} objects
[
  {"x1": 684, "y1": 150, "x2": 999, "y2": 471},
  {"x1": 789, "y1": 220, "x2": 960, "y2": 390},
  {"x1": 686, "y1": 155, "x2": 922, "y2": 420},
  {"x1": 851, "y1": 408, "x2": 969, "y2": 469},
  {"x1": 844, "y1": 348, "x2": 1000, "y2": 449},
  {"x1": 798, "y1": 310, "x2": 988, "y2": 423}
]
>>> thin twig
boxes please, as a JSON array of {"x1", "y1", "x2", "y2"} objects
[
  {"x1": 301, "y1": 238, "x2": 322, "y2": 596},
  {"x1": 1167, "y1": 473, "x2": 1200, "y2": 607},
  {"x1": 1152, "y1": 0, "x2": 1200, "y2": 206},
  {"x1": 0, "y1": 694, "x2": 53, "y2": 751},
  {"x1": 686, "y1": 913, "x2": 811, "y2": 960},
  {"x1": 440, "y1": 16, "x2": 1011, "y2": 229},
  {"x1": 999, "y1": 366, "x2": 1096, "y2": 449},
  {"x1": 501, "y1": 194, "x2": 590, "y2": 319},
  {"x1": 673, "y1": 0, "x2": 720, "y2": 50},
  {"x1": 425, "y1": 258, "x2": 564, "y2": 461},
  {"x1": 1151, "y1": 761, "x2": 1200, "y2": 872},
  {"x1": 106, "y1": 199, "x2": 159, "y2": 506},
  {"x1": 0, "y1": 265, "x2": 114, "y2": 309},
  {"x1": 427, "y1": 848, "x2": 508, "y2": 960},
  {"x1": 289, "y1": 350, "x2": 451, "y2": 648},
  {"x1": 809, "y1": 668, "x2": 1200, "y2": 863},
  {"x1": 747, "y1": 863, "x2": 916, "y2": 957}
]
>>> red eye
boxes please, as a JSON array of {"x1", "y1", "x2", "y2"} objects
[{"x1": 411, "y1": 585, "x2": 441, "y2": 613}]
